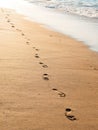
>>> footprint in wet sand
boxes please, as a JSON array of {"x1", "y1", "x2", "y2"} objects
[
  {"x1": 9, "y1": 23, "x2": 15, "y2": 28},
  {"x1": 16, "y1": 29, "x2": 22, "y2": 32},
  {"x1": 32, "y1": 47, "x2": 39, "y2": 51},
  {"x1": 35, "y1": 48, "x2": 39, "y2": 51},
  {"x1": 11, "y1": 25, "x2": 15, "y2": 28},
  {"x1": 52, "y1": 88, "x2": 66, "y2": 97},
  {"x1": 27, "y1": 38, "x2": 30, "y2": 41},
  {"x1": 21, "y1": 33, "x2": 25, "y2": 36},
  {"x1": 43, "y1": 74, "x2": 49, "y2": 81},
  {"x1": 7, "y1": 20, "x2": 10, "y2": 23},
  {"x1": 35, "y1": 54, "x2": 40, "y2": 58},
  {"x1": 5, "y1": 16, "x2": 8, "y2": 19},
  {"x1": 7, "y1": 14, "x2": 10, "y2": 16},
  {"x1": 42, "y1": 64, "x2": 48, "y2": 68},
  {"x1": 65, "y1": 108, "x2": 77, "y2": 121},
  {"x1": 58, "y1": 92, "x2": 66, "y2": 97},
  {"x1": 39, "y1": 62, "x2": 44, "y2": 65},
  {"x1": 10, "y1": 23, "x2": 14, "y2": 25},
  {"x1": 33, "y1": 47, "x2": 36, "y2": 49},
  {"x1": 26, "y1": 41, "x2": 30, "y2": 45}
]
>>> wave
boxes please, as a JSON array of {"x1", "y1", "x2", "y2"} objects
[{"x1": 28, "y1": 0, "x2": 98, "y2": 18}]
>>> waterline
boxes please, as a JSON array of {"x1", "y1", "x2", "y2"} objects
[{"x1": 0, "y1": 0, "x2": 98, "y2": 52}]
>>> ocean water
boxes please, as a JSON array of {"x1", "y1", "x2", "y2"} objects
[
  {"x1": 0, "y1": 0, "x2": 98, "y2": 52},
  {"x1": 28, "y1": 0, "x2": 98, "y2": 18}
]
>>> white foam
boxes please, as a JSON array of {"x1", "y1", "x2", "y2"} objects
[
  {"x1": 27, "y1": 0, "x2": 98, "y2": 18},
  {"x1": 0, "y1": 0, "x2": 98, "y2": 52}
]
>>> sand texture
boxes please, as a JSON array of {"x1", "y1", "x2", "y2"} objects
[{"x1": 0, "y1": 8, "x2": 98, "y2": 130}]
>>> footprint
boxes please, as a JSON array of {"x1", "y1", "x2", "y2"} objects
[
  {"x1": 65, "y1": 108, "x2": 77, "y2": 121},
  {"x1": 21, "y1": 33, "x2": 25, "y2": 36},
  {"x1": 65, "y1": 115, "x2": 77, "y2": 121},
  {"x1": 11, "y1": 25, "x2": 15, "y2": 28},
  {"x1": 10, "y1": 23, "x2": 14, "y2": 25},
  {"x1": 35, "y1": 49, "x2": 39, "y2": 51},
  {"x1": 27, "y1": 38, "x2": 30, "y2": 41},
  {"x1": 5, "y1": 16, "x2": 8, "y2": 19},
  {"x1": 58, "y1": 92, "x2": 66, "y2": 97},
  {"x1": 52, "y1": 88, "x2": 66, "y2": 97},
  {"x1": 43, "y1": 74, "x2": 49, "y2": 81},
  {"x1": 49, "y1": 34, "x2": 53, "y2": 37},
  {"x1": 42, "y1": 64, "x2": 48, "y2": 68},
  {"x1": 7, "y1": 14, "x2": 9, "y2": 16},
  {"x1": 16, "y1": 29, "x2": 22, "y2": 32},
  {"x1": 7, "y1": 20, "x2": 10, "y2": 23},
  {"x1": 32, "y1": 47, "x2": 39, "y2": 51},
  {"x1": 26, "y1": 42, "x2": 29, "y2": 44},
  {"x1": 39, "y1": 62, "x2": 44, "y2": 65},
  {"x1": 93, "y1": 67, "x2": 98, "y2": 70},
  {"x1": 35, "y1": 54, "x2": 40, "y2": 58}
]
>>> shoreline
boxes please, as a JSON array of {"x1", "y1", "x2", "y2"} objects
[
  {"x1": 1, "y1": 0, "x2": 98, "y2": 52},
  {"x1": 0, "y1": 8, "x2": 98, "y2": 130}
]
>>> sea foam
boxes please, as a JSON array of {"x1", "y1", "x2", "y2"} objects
[{"x1": 0, "y1": 0, "x2": 98, "y2": 52}]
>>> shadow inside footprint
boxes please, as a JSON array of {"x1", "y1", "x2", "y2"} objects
[
  {"x1": 52, "y1": 88, "x2": 58, "y2": 91},
  {"x1": 66, "y1": 108, "x2": 72, "y2": 112}
]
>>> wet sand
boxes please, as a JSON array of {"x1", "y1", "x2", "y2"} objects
[{"x1": 0, "y1": 8, "x2": 98, "y2": 130}]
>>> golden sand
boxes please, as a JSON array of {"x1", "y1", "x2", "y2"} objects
[{"x1": 0, "y1": 8, "x2": 98, "y2": 130}]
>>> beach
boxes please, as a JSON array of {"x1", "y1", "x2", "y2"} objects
[{"x1": 0, "y1": 8, "x2": 98, "y2": 130}]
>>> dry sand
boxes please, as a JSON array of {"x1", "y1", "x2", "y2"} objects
[{"x1": 0, "y1": 8, "x2": 98, "y2": 130}]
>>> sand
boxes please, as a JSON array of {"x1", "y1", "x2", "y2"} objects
[{"x1": 0, "y1": 8, "x2": 98, "y2": 130}]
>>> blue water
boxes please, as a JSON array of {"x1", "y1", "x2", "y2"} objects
[
  {"x1": 28, "y1": 0, "x2": 98, "y2": 18},
  {"x1": 0, "y1": 0, "x2": 98, "y2": 52}
]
